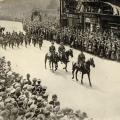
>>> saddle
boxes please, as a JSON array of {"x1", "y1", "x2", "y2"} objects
[{"x1": 77, "y1": 61, "x2": 86, "y2": 70}]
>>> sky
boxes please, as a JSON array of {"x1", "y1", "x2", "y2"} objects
[{"x1": 0, "y1": 0, "x2": 59, "y2": 9}]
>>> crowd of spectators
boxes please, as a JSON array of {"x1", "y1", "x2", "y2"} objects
[
  {"x1": 0, "y1": 56, "x2": 92, "y2": 120},
  {"x1": 23, "y1": 19, "x2": 120, "y2": 62}
]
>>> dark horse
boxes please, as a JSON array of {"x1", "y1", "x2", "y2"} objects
[
  {"x1": 59, "y1": 49, "x2": 73, "y2": 72},
  {"x1": 72, "y1": 58, "x2": 95, "y2": 87},
  {"x1": 45, "y1": 52, "x2": 59, "y2": 72}
]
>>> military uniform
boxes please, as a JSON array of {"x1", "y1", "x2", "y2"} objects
[
  {"x1": 58, "y1": 44, "x2": 65, "y2": 59},
  {"x1": 77, "y1": 52, "x2": 86, "y2": 67},
  {"x1": 49, "y1": 43, "x2": 56, "y2": 58}
]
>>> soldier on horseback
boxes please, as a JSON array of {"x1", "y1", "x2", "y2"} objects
[
  {"x1": 58, "y1": 42, "x2": 66, "y2": 61},
  {"x1": 49, "y1": 41, "x2": 56, "y2": 59},
  {"x1": 77, "y1": 51, "x2": 86, "y2": 68}
]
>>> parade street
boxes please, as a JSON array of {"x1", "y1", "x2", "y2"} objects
[{"x1": 0, "y1": 20, "x2": 120, "y2": 120}]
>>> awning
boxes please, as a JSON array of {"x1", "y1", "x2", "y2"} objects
[{"x1": 104, "y1": 2, "x2": 120, "y2": 16}]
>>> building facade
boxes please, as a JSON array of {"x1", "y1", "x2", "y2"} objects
[{"x1": 60, "y1": 0, "x2": 120, "y2": 35}]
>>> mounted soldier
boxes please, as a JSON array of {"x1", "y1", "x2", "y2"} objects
[
  {"x1": 49, "y1": 41, "x2": 56, "y2": 59},
  {"x1": 77, "y1": 51, "x2": 86, "y2": 68},
  {"x1": 58, "y1": 42, "x2": 66, "y2": 60}
]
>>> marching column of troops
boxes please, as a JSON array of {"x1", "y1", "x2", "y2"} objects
[
  {"x1": 0, "y1": 56, "x2": 91, "y2": 120},
  {"x1": 0, "y1": 30, "x2": 43, "y2": 49}
]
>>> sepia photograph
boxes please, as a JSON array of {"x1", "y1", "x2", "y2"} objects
[{"x1": 0, "y1": 0, "x2": 120, "y2": 120}]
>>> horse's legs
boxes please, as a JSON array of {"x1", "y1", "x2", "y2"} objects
[
  {"x1": 55, "y1": 62, "x2": 58, "y2": 71},
  {"x1": 49, "y1": 61, "x2": 51, "y2": 70},
  {"x1": 81, "y1": 73, "x2": 84, "y2": 85},
  {"x1": 52, "y1": 62, "x2": 55, "y2": 72},
  {"x1": 72, "y1": 68, "x2": 75, "y2": 79},
  {"x1": 65, "y1": 63, "x2": 68, "y2": 72},
  {"x1": 88, "y1": 73, "x2": 92, "y2": 87},
  {"x1": 45, "y1": 55, "x2": 47, "y2": 69},
  {"x1": 72, "y1": 63, "x2": 76, "y2": 79},
  {"x1": 75, "y1": 70, "x2": 79, "y2": 81}
]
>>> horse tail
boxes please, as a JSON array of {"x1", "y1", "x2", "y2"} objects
[
  {"x1": 72, "y1": 61, "x2": 77, "y2": 70},
  {"x1": 45, "y1": 53, "x2": 47, "y2": 69}
]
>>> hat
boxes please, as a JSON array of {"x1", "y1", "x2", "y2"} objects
[
  {"x1": 5, "y1": 98, "x2": 12, "y2": 103},
  {"x1": 25, "y1": 112, "x2": 32, "y2": 119},
  {"x1": 42, "y1": 86, "x2": 47, "y2": 90},
  {"x1": 52, "y1": 94, "x2": 57, "y2": 99},
  {"x1": 10, "y1": 88, "x2": 16, "y2": 94},
  {"x1": 33, "y1": 78, "x2": 37, "y2": 82},
  {"x1": 0, "y1": 80, "x2": 5, "y2": 84},
  {"x1": 5, "y1": 103, "x2": 13, "y2": 109},
  {"x1": 14, "y1": 83, "x2": 21, "y2": 88},
  {"x1": 23, "y1": 79, "x2": 28, "y2": 84},
  {"x1": 27, "y1": 100, "x2": 33, "y2": 106},
  {"x1": 43, "y1": 93, "x2": 49, "y2": 98},
  {"x1": 37, "y1": 79, "x2": 41, "y2": 82},
  {"x1": 44, "y1": 110, "x2": 50, "y2": 116},
  {"x1": 46, "y1": 104, "x2": 53, "y2": 111},
  {"x1": 23, "y1": 84, "x2": 28, "y2": 90},
  {"x1": 19, "y1": 95, "x2": 25, "y2": 101},
  {"x1": 37, "y1": 114, "x2": 45, "y2": 120},
  {"x1": 54, "y1": 101, "x2": 60, "y2": 106},
  {"x1": 27, "y1": 85, "x2": 33, "y2": 91},
  {"x1": 82, "y1": 112, "x2": 88, "y2": 118},
  {"x1": 18, "y1": 101, "x2": 23, "y2": 106},
  {"x1": 75, "y1": 110, "x2": 81, "y2": 117},
  {"x1": 15, "y1": 87, "x2": 21, "y2": 92},
  {"x1": 53, "y1": 106, "x2": 60, "y2": 113},
  {"x1": 37, "y1": 96, "x2": 42, "y2": 102}
]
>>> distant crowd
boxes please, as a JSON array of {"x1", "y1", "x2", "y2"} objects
[{"x1": 23, "y1": 23, "x2": 120, "y2": 62}]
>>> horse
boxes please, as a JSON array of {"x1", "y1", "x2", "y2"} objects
[
  {"x1": 59, "y1": 49, "x2": 73, "y2": 72},
  {"x1": 72, "y1": 58, "x2": 95, "y2": 87},
  {"x1": 45, "y1": 52, "x2": 59, "y2": 72}
]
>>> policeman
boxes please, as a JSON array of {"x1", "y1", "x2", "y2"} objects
[
  {"x1": 49, "y1": 41, "x2": 56, "y2": 58},
  {"x1": 58, "y1": 42, "x2": 65, "y2": 60}
]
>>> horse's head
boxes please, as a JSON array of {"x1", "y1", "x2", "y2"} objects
[
  {"x1": 69, "y1": 49, "x2": 73, "y2": 58},
  {"x1": 90, "y1": 58, "x2": 95, "y2": 68}
]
